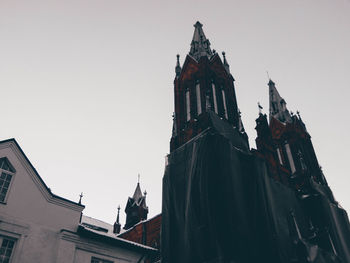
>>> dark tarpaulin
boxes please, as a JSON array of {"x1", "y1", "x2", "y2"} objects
[{"x1": 161, "y1": 113, "x2": 349, "y2": 263}]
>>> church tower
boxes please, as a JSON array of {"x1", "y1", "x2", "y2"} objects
[
  {"x1": 124, "y1": 181, "x2": 148, "y2": 230},
  {"x1": 170, "y1": 21, "x2": 247, "y2": 152},
  {"x1": 255, "y1": 79, "x2": 327, "y2": 190}
]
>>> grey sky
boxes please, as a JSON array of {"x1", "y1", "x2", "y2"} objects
[{"x1": 0, "y1": 0, "x2": 349, "y2": 225}]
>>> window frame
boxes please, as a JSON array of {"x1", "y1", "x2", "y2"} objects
[
  {"x1": 0, "y1": 158, "x2": 16, "y2": 205},
  {"x1": 91, "y1": 256, "x2": 114, "y2": 263},
  {"x1": 0, "y1": 235, "x2": 16, "y2": 263}
]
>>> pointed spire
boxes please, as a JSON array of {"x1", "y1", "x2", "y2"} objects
[
  {"x1": 175, "y1": 54, "x2": 181, "y2": 77},
  {"x1": 238, "y1": 109, "x2": 245, "y2": 133},
  {"x1": 113, "y1": 205, "x2": 121, "y2": 234},
  {"x1": 133, "y1": 181, "x2": 143, "y2": 201},
  {"x1": 117, "y1": 205, "x2": 120, "y2": 224},
  {"x1": 189, "y1": 21, "x2": 213, "y2": 61},
  {"x1": 268, "y1": 79, "x2": 292, "y2": 123},
  {"x1": 222, "y1": 51, "x2": 230, "y2": 73},
  {"x1": 258, "y1": 102, "x2": 263, "y2": 115},
  {"x1": 172, "y1": 112, "x2": 177, "y2": 137}
]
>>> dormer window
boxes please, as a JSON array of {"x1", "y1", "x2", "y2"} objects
[{"x1": 0, "y1": 157, "x2": 16, "y2": 203}]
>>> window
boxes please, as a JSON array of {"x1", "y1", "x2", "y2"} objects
[
  {"x1": 221, "y1": 89, "x2": 228, "y2": 119},
  {"x1": 185, "y1": 89, "x2": 191, "y2": 121},
  {"x1": 276, "y1": 148, "x2": 283, "y2": 165},
  {"x1": 0, "y1": 158, "x2": 15, "y2": 203},
  {"x1": 0, "y1": 236, "x2": 16, "y2": 263},
  {"x1": 91, "y1": 256, "x2": 113, "y2": 263},
  {"x1": 211, "y1": 83, "x2": 218, "y2": 114},
  {"x1": 196, "y1": 83, "x2": 202, "y2": 115},
  {"x1": 284, "y1": 143, "x2": 296, "y2": 173}
]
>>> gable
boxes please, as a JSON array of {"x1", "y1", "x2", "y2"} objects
[{"x1": 0, "y1": 139, "x2": 84, "y2": 230}]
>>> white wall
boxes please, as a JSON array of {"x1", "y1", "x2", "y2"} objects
[{"x1": 0, "y1": 141, "x2": 147, "y2": 263}]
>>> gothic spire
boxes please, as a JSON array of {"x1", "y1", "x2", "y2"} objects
[
  {"x1": 175, "y1": 54, "x2": 181, "y2": 77},
  {"x1": 133, "y1": 181, "x2": 143, "y2": 202},
  {"x1": 189, "y1": 21, "x2": 213, "y2": 61},
  {"x1": 222, "y1": 51, "x2": 230, "y2": 73},
  {"x1": 113, "y1": 205, "x2": 121, "y2": 234},
  {"x1": 117, "y1": 205, "x2": 120, "y2": 224},
  {"x1": 268, "y1": 79, "x2": 292, "y2": 123},
  {"x1": 238, "y1": 109, "x2": 245, "y2": 133}
]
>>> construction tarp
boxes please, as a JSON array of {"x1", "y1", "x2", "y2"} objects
[{"x1": 161, "y1": 113, "x2": 349, "y2": 263}]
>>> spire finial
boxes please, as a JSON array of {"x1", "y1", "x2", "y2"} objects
[
  {"x1": 117, "y1": 205, "x2": 121, "y2": 223},
  {"x1": 79, "y1": 192, "x2": 83, "y2": 204},
  {"x1": 113, "y1": 205, "x2": 121, "y2": 234},
  {"x1": 138, "y1": 173, "x2": 140, "y2": 184},
  {"x1": 222, "y1": 51, "x2": 230, "y2": 73},
  {"x1": 175, "y1": 54, "x2": 181, "y2": 77},
  {"x1": 258, "y1": 102, "x2": 263, "y2": 114},
  {"x1": 266, "y1": 71, "x2": 270, "y2": 81}
]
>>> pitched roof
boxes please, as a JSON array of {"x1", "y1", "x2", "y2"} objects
[{"x1": 0, "y1": 138, "x2": 84, "y2": 210}]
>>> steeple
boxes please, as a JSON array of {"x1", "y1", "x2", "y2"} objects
[
  {"x1": 124, "y1": 179, "x2": 148, "y2": 230},
  {"x1": 170, "y1": 21, "x2": 246, "y2": 152},
  {"x1": 189, "y1": 21, "x2": 213, "y2": 61},
  {"x1": 113, "y1": 205, "x2": 121, "y2": 234},
  {"x1": 268, "y1": 79, "x2": 292, "y2": 123}
]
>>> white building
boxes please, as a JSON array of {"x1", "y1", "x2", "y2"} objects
[{"x1": 0, "y1": 138, "x2": 157, "y2": 263}]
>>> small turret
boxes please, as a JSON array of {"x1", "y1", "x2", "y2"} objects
[
  {"x1": 222, "y1": 51, "x2": 230, "y2": 74},
  {"x1": 175, "y1": 54, "x2": 181, "y2": 77},
  {"x1": 113, "y1": 205, "x2": 121, "y2": 234},
  {"x1": 124, "y1": 178, "x2": 149, "y2": 230}
]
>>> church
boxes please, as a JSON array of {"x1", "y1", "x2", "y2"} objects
[
  {"x1": 161, "y1": 21, "x2": 350, "y2": 263},
  {"x1": 0, "y1": 21, "x2": 349, "y2": 263}
]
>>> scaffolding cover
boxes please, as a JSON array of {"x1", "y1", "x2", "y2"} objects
[{"x1": 161, "y1": 114, "x2": 350, "y2": 263}]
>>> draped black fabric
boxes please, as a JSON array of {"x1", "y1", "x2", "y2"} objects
[{"x1": 161, "y1": 115, "x2": 350, "y2": 263}]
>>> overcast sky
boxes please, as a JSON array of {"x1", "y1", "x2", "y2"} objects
[{"x1": 0, "y1": 0, "x2": 349, "y2": 225}]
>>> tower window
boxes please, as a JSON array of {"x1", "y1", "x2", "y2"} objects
[
  {"x1": 284, "y1": 143, "x2": 296, "y2": 173},
  {"x1": 211, "y1": 83, "x2": 218, "y2": 114},
  {"x1": 221, "y1": 89, "x2": 228, "y2": 119},
  {"x1": 186, "y1": 89, "x2": 191, "y2": 121},
  {"x1": 0, "y1": 158, "x2": 15, "y2": 203},
  {"x1": 196, "y1": 83, "x2": 202, "y2": 115},
  {"x1": 276, "y1": 148, "x2": 283, "y2": 165},
  {"x1": 0, "y1": 236, "x2": 16, "y2": 263}
]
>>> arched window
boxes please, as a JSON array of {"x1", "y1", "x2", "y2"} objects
[
  {"x1": 211, "y1": 83, "x2": 218, "y2": 114},
  {"x1": 185, "y1": 89, "x2": 191, "y2": 121},
  {"x1": 284, "y1": 143, "x2": 296, "y2": 173},
  {"x1": 221, "y1": 89, "x2": 228, "y2": 119},
  {"x1": 276, "y1": 148, "x2": 283, "y2": 165},
  {"x1": 196, "y1": 82, "x2": 202, "y2": 115}
]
